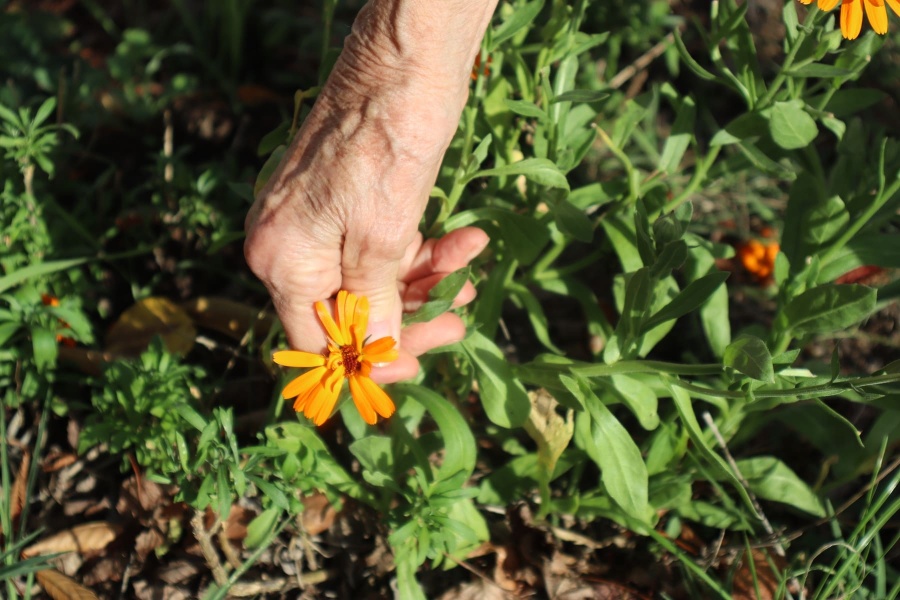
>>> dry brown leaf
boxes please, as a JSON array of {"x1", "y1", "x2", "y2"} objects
[
  {"x1": 182, "y1": 297, "x2": 274, "y2": 341},
  {"x1": 35, "y1": 568, "x2": 99, "y2": 600},
  {"x1": 105, "y1": 297, "x2": 196, "y2": 356},
  {"x1": 301, "y1": 493, "x2": 337, "y2": 536},
  {"x1": 436, "y1": 579, "x2": 512, "y2": 600},
  {"x1": 42, "y1": 451, "x2": 78, "y2": 473},
  {"x1": 23, "y1": 522, "x2": 122, "y2": 558},
  {"x1": 730, "y1": 548, "x2": 786, "y2": 600},
  {"x1": 56, "y1": 347, "x2": 111, "y2": 376},
  {"x1": 10, "y1": 451, "x2": 30, "y2": 531},
  {"x1": 524, "y1": 389, "x2": 573, "y2": 484}
]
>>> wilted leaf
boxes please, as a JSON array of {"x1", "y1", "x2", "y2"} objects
[
  {"x1": 523, "y1": 389, "x2": 573, "y2": 484},
  {"x1": 24, "y1": 522, "x2": 122, "y2": 558},
  {"x1": 36, "y1": 569, "x2": 99, "y2": 600},
  {"x1": 10, "y1": 451, "x2": 30, "y2": 532},
  {"x1": 106, "y1": 297, "x2": 196, "y2": 356},
  {"x1": 182, "y1": 297, "x2": 274, "y2": 341},
  {"x1": 301, "y1": 493, "x2": 337, "y2": 536}
]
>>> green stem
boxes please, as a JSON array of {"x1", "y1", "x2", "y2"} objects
[
  {"x1": 758, "y1": 7, "x2": 819, "y2": 108},
  {"x1": 673, "y1": 372, "x2": 900, "y2": 401},
  {"x1": 659, "y1": 145, "x2": 721, "y2": 217}
]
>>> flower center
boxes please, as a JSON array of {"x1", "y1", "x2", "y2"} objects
[{"x1": 339, "y1": 345, "x2": 360, "y2": 375}]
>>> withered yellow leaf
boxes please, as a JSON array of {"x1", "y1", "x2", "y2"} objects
[
  {"x1": 23, "y1": 521, "x2": 122, "y2": 558},
  {"x1": 105, "y1": 297, "x2": 196, "y2": 356},
  {"x1": 36, "y1": 568, "x2": 99, "y2": 600}
]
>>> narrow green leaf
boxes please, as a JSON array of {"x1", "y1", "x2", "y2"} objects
[
  {"x1": 244, "y1": 507, "x2": 280, "y2": 548},
  {"x1": 551, "y1": 89, "x2": 609, "y2": 104},
  {"x1": 783, "y1": 284, "x2": 876, "y2": 335},
  {"x1": 565, "y1": 374, "x2": 650, "y2": 521},
  {"x1": 491, "y1": 0, "x2": 544, "y2": 47},
  {"x1": 403, "y1": 267, "x2": 470, "y2": 325},
  {"x1": 0, "y1": 257, "x2": 89, "y2": 294},
  {"x1": 641, "y1": 271, "x2": 729, "y2": 333},
  {"x1": 474, "y1": 158, "x2": 569, "y2": 190},
  {"x1": 734, "y1": 457, "x2": 825, "y2": 517},
  {"x1": 504, "y1": 99, "x2": 546, "y2": 120}
]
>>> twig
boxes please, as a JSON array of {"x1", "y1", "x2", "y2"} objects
[
  {"x1": 191, "y1": 510, "x2": 228, "y2": 587},
  {"x1": 217, "y1": 526, "x2": 243, "y2": 570},
  {"x1": 702, "y1": 412, "x2": 806, "y2": 598},
  {"x1": 607, "y1": 32, "x2": 676, "y2": 90},
  {"x1": 701, "y1": 412, "x2": 780, "y2": 550},
  {"x1": 227, "y1": 570, "x2": 333, "y2": 597}
]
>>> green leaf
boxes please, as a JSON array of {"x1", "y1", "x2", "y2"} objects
[
  {"x1": 503, "y1": 99, "x2": 546, "y2": 120},
  {"x1": 551, "y1": 89, "x2": 609, "y2": 104},
  {"x1": 403, "y1": 267, "x2": 470, "y2": 325},
  {"x1": 710, "y1": 111, "x2": 768, "y2": 146},
  {"x1": 244, "y1": 507, "x2": 280, "y2": 548},
  {"x1": 673, "y1": 30, "x2": 716, "y2": 81},
  {"x1": 782, "y1": 284, "x2": 876, "y2": 335},
  {"x1": 565, "y1": 374, "x2": 650, "y2": 521},
  {"x1": 817, "y1": 234, "x2": 900, "y2": 283},
  {"x1": 509, "y1": 283, "x2": 563, "y2": 354},
  {"x1": 32, "y1": 327, "x2": 57, "y2": 372},
  {"x1": 491, "y1": 0, "x2": 544, "y2": 47},
  {"x1": 474, "y1": 158, "x2": 569, "y2": 190},
  {"x1": 822, "y1": 89, "x2": 887, "y2": 117},
  {"x1": 457, "y1": 330, "x2": 530, "y2": 428},
  {"x1": 253, "y1": 145, "x2": 285, "y2": 196},
  {"x1": 669, "y1": 385, "x2": 760, "y2": 518},
  {"x1": 769, "y1": 100, "x2": 818, "y2": 150},
  {"x1": 176, "y1": 404, "x2": 208, "y2": 431},
  {"x1": 734, "y1": 457, "x2": 825, "y2": 517},
  {"x1": 0, "y1": 257, "x2": 89, "y2": 295},
  {"x1": 787, "y1": 63, "x2": 853, "y2": 78},
  {"x1": 604, "y1": 374, "x2": 659, "y2": 430},
  {"x1": 658, "y1": 97, "x2": 696, "y2": 173},
  {"x1": 33, "y1": 97, "x2": 57, "y2": 128},
  {"x1": 723, "y1": 335, "x2": 774, "y2": 383},
  {"x1": 640, "y1": 271, "x2": 729, "y2": 334},
  {"x1": 548, "y1": 195, "x2": 592, "y2": 242},
  {"x1": 396, "y1": 384, "x2": 477, "y2": 484}
]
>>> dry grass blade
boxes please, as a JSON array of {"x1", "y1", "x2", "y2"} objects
[
  {"x1": 36, "y1": 568, "x2": 99, "y2": 600},
  {"x1": 10, "y1": 451, "x2": 30, "y2": 531},
  {"x1": 23, "y1": 521, "x2": 122, "y2": 558}
]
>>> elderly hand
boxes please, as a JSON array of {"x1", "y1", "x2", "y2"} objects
[{"x1": 245, "y1": 0, "x2": 497, "y2": 383}]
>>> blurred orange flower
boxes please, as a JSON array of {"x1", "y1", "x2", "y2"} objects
[
  {"x1": 738, "y1": 239, "x2": 780, "y2": 282},
  {"x1": 273, "y1": 291, "x2": 398, "y2": 426},
  {"x1": 799, "y1": 0, "x2": 900, "y2": 39},
  {"x1": 41, "y1": 294, "x2": 76, "y2": 347}
]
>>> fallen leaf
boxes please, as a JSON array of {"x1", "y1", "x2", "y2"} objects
[
  {"x1": 35, "y1": 568, "x2": 99, "y2": 600},
  {"x1": 10, "y1": 451, "x2": 30, "y2": 532},
  {"x1": 42, "y1": 452, "x2": 78, "y2": 473},
  {"x1": 301, "y1": 493, "x2": 337, "y2": 536},
  {"x1": 730, "y1": 548, "x2": 787, "y2": 600},
  {"x1": 105, "y1": 297, "x2": 196, "y2": 356},
  {"x1": 23, "y1": 522, "x2": 122, "y2": 558},
  {"x1": 182, "y1": 297, "x2": 274, "y2": 341}
]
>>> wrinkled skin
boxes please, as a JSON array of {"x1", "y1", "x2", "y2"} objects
[{"x1": 245, "y1": 0, "x2": 498, "y2": 382}]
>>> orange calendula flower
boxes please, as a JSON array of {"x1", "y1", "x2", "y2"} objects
[
  {"x1": 799, "y1": 0, "x2": 900, "y2": 39},
  {"x1": 273, "y1": 291, "x2": 398, "y2": 426},
  {"x1": 738, "y1": 239, "x2": 780, "y2": 282}
]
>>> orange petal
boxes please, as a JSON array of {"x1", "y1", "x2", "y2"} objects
[
  {"x1": 364, "y1": 348, "x2": 399, "y2": 365},
  {"x1": 272, "y1": 350, "x2": 325, "y2": 368},
  {"x1": 282, "y1": 367, "x2": 327, "y2": 400},
  {"x1": 355, "y1": 295, "x2": 369, "y2": 342},
  {"x1": 357, "y1": 375, "x2": 396, "y2": 419},
  {"x1": 316, "y1": 300, "x2": 345, "y2": 346},
  {"x1": 864, "y1": 0, "x2": 888, "y2": 32},
  {"x1": 305, "y1": 365, "x2": 344, "y2": 425},
  {"x1": 842, "y1": 0, "x2": 864, "y2": 38},
  {"x1": 818, "y1": 0, "x2": 840, "y2": 9},
  {"x1": 363, "y1": 336, "x2": 396, "y2": 355},
  {"x1": 886, "y1": 0, "x2": 900, "y2": 15},
  {"x1": 348, "y1": 375, "x2": 377, "y2": 425},
  {"x1": 293, "y1": 383, "x2": 321, "y2": 412},
  {"x1": 340, "y1": 291, "x2": 358, "y2": 343},
  {"x1": 335, "y1": 290, "x2": 349, "y2": 342}
]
